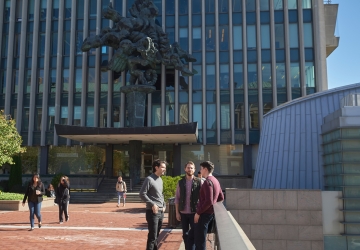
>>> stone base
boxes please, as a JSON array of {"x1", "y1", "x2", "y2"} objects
[
  {"x1": 121, "y1": 85, "x2": 156, "y2": 128},
  {"x1": 0, "y1": 198, "x2": 56, "y2": 211}
]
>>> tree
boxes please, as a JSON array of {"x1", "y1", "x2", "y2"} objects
[{"x1": 0, "y1": 110, "x2": 25, "y2": 166}]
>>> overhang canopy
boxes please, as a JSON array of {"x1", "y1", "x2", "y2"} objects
[{"x1": 55, "y1": 122, "x2": 198, "y2": 144}]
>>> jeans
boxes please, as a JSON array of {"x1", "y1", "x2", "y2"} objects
[
  {"x1": 59, "y1": 200, "x2": 69, "y2": 222},
  {"x1": 194, "y1": 213, "x2": 214, "y2": 250},
  {"x1": 145, "y1": 209, "x2": 164, "y2": 250},
  {"x1": 180, "y1": 213, "x2": 196, "y2": 250},
  {"x1": 117, "y1": 191, "x2": 125, "y2": 205},
  {"x1": 28, "y1": 201, "x2": 42, "y2": 228}
]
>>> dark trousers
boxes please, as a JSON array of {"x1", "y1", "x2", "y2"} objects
[
  {"x1": 145, "y1": 209, "x2": 164, "y2": 250},
  {"x1": 180, "y1": 213, "x2": 196, "y2": 250},
  {"x1": 194, "y1": 213, "x2": 214, "y2": 250},
  {"x1": 59, "y1": 200, "x2": 69, "y2": 222},
  {"x1": 28, "y1": 201, "x2": 42, "y2": 228}
]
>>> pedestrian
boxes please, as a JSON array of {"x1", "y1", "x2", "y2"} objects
[
  {"x1": 194, "y1": 161, "x2": 224, "y2": 250},
  {"x1": 175, "y1": 161, "x2": 202, "y2": 250},
  {"x1": 22, "y1": 173, "x2": 45, "y2": 231},
  {"x1": 116, "y1": 176, "x2": 127, "y2": 207},
  {"x1": 197, "y1": 171, "x2": 205, "y2": 181},
  {"x1": 139, "y1": 159, "x2": 167, "y2": 250},
  {"x1": 46, "y1": 184, "x2": 56, "y2": 197},
  {"x1": 56, "y1": 176, "x2": 70, "y2": 224}
]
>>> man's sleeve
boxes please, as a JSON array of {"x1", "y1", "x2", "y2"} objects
[
  {"x1": 196, "y1": 182, "x2": 213, "y2": 215},
  {"x1": 139, "y1": 178, "x2": 154, "y2": 207}
]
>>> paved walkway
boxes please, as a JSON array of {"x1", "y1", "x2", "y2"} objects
[{"x1": 0, "y1": 203, "x2": 184, "y2": 250}]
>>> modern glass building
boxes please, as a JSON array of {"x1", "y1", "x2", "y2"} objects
[{"x1": 0, "y1": 0, "x2": 338, "y2": 179}]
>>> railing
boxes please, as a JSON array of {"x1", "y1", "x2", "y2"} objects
[
  {"x1": 96, "y1": 163, "x2": 106, "y2": 191},
  {"x1": 213, "y1": 202, "x2": 255, "y2": 250},
  {"x1": 341, "y1": 93, "x2": 360, "y2": 107}
]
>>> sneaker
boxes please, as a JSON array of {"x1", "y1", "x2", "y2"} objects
[
  {"x1": 29, "y1": 227, "x2": 34, "y2": 231},
  {"x1": 123, "y1": 204, "x2": 125, "y2": 207},
  {"x1": 59, "y1": 221, "x2": 63, "y2": 224},
  {"x1": 65, "y1": 217, "x2": 69, "y2": 222},
  {"x1": 38, "y1": 222, "x2": 42, "y2": 228},
  {"x1": 117, "y1": 204, "x2": 120, "y2": 207}
]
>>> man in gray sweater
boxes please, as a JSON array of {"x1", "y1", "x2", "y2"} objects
[{"x1": 139, "y1": 159, "x2": 167, "y2": 250}]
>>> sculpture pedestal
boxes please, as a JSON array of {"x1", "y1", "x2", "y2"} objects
[
  {"x1": 121, "y1": 85, "x2": 156, "y2": 128},
  {"x1": 121, "y1": 85, "x2": 155, "y2": 185}
]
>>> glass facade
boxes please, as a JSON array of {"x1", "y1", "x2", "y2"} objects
[{"x1": 0, "y1": 0, "x2": 324, "y2": 177}]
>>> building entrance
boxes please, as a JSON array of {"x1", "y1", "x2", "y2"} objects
[{"x1": 112, "y1": 144, "x2": 173, "y2": 178}]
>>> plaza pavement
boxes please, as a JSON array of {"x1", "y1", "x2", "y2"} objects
[{"x1": 0, "y1": 203, "x2": 185, "y2": 250}]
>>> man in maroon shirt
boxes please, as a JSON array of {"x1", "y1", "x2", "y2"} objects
[{"x1": 194, "y1": 161, "x2": 224, "y2": 250}]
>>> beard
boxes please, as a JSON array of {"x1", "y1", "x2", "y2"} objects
[{"x1": 186, "y1": 172, "x2": 193, "y2": 177}]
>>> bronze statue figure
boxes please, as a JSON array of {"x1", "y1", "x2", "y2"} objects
[{"x1": 81, "y1": 0, "x2": 197, "y2": 86}]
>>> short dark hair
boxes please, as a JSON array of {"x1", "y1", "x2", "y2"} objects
[
  {"x1": 197, "y1": 171, "x2": 201, "y2": 174},
  {"x1": 200, "y1": 161, "x2": 214, "y2": 174},
  {"x1": 152, "y1": 159, "x2": 167, "y2": 173},
  {"x1": 184, "y1": 161, "x2": 195, "y2": 168}
]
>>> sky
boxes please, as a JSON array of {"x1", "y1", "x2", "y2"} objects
[{"x1": 326, "y1": 0, "x2": 360, "y2": 89}]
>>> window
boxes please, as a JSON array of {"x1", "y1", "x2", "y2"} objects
[
  {"x1": 290, "y1": 63, "x2": 300, "y2": 87},
  {"x1": 61, "y1": 107, "x2": 68, "y2": 125},
  {"x1": 247, "y1": 25, "x2": 256, "y2": 49},
  {"x1": 220, "y1": 64, "x2": 229, "y2": 89},
  {"x1": 289, "y1": 23, "x2": 299, "y2": 48},
  {"x1": 303, "y1": 23, "x2": 313, "y2": 47},
  {"x1": 86, "y1": 107, "x2": 94, "y2": 127},
  {"x1": 193, "y1": 104, "x2": 202, "y2": 129},
  {"x1": 221, "y1": 104, "x2": 230, "y2": 129},
  {"x1": 260, "y1": 0, "x2": 269, "y2": 10},
  {"x1": 219, "y1": 26, "x2": 229, "y2": 50},
  {"x1": 207, "y1": 104, "x2": 216, "y2": 129},
  {"x1": 276, "y1": 63, "x2": 286, "y2": 88},
  {"x1": 275, "y1": 24, "x2": 284, "y2": 49},
  {"x1": 273, "y1": 0, "x2": 283, "y2": 10},
  {"x1": 302, "y1": 0, "x2": 311, "y2": 9},
  {"x1": 261, "y1": 25, "x2": 270, "y2": 49},
  {"x1": 234, "y1": 64, "x2": 243, "y2": 89},
  {"x1": 248, "y1": 64, "x2": 257, "y2": 89},
  {"x1": 262, "y1": 63, "x2": 272, "y2": 88},
  {"x1": 233, "y1": 26, "x2": 242, "y2": 50},
  {"x1": 288, "y1": 0, "x2": 297, "y2": 9},
  {"x1": 206, "y1": 65, "x2": 215, "y2": 90},
  {"x1": 233, "y1": 0, "x2": 242, "y2": 12},
  {"x1": 305, "y1": 62, "x2": 315, "y2": 87}
]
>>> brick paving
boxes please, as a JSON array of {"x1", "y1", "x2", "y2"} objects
[{"x1": 0, "y1": 203, "x2": 184, "y2": 250}]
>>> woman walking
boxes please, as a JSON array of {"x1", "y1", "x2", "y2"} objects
[
  {"x1": 22, "y1": 174, "x2": 45, "y2": 231},
  {"x1": 56, "y1": 176, "x2": 70, "y2": 224},
  {"x1": 116, "y1": 176, "x2": 127, "y2": 207}
]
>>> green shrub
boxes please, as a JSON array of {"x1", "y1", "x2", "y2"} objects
[
  {"x1": 162, "y1": 175, "x2": 183, "y2": 201},
  {"x1": 51, "y1": 173, "x2": 64, "y2": 188},
  {"x1": 0, "y1": 192, "x2": 24, "y2": 200},
  {"x1": 8, "y1": 155, "x2": 22, "y2": 192}
]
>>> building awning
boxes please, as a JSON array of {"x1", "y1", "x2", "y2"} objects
[{"x1": 55, "y1": 122, "x2": 198, "y2": 144}]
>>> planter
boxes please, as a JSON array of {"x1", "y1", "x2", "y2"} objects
[{"x1": 0, "y1": 198, "x2": 55, "y2": 211}]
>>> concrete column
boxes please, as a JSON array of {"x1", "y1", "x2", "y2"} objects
[
  {"x1": 0, "y1": 2, "x2": 3, "y2": 61},
  {"x1": 229, "y1": 0, "x2": 235, "y2": 144},
  {"x1": 54, "y1": 0, "x2": 65, "y2": 145},
  {"x1": 105, "y1": 144, "x2": 114, "y2": 178},
  {"x1": 108, "y1": 0, "x2": 115, "y2": 128},
  {"x1": 119, "y1": 0, "x2": 126, "y2": 127},
  {"x1": 28, "y1": 0, "x2": 41, "y2": 146},
  {"x1": 4, "y1": 0, "x2": 16, "y2": 115},
  {"x1": 201, "y1": 0, "x2": 206, "y2": 145},
  {"x1": 215, "y1": 0, "x2": 220, "y2": 145},
  {"x1": 129, "y1": 140, "x2": 142, "y2": 185},
  {"x1": 313, "y1": 0, "x2": 327, "y2": 91},
  {"x1": 243, "y1": 0, "x2": 249, "y2": 145},
  {"x1": 284, "y1": 0, "x2": 292, "y2": 102},
  {"x1": 41, "y1": 0, "x2": 53, "y2": 146},
  {"x1": 67, "y1": 0, "x2": 77, "y2": 146},
  {"x1": 256, "y1": 0, "x2": 264, "y2": 129},
  {"x1": 16, "y1": 0, "x2": 29, "y2": 132},
  {"x1": 161, "y1": 0, "x2": 166, "y2": 126},
  {"x1": 40, "y1": 146, "x2": 49, "y2": 175},
  {"x1": 298, "y1": 0, "x2": 306, "y2": 96},
  {"x1": 81, "y1": 0, "x2": 89, "y2": 129},
  {"x1": 94, "y1": 0, "x2": 102, "y2": 127},
  {"x1": 174, "y1": 0, "x2": 179, "y2": 125},
  {"x1": 270, "y1": 0, "x2": 278, "y2": 107}
]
